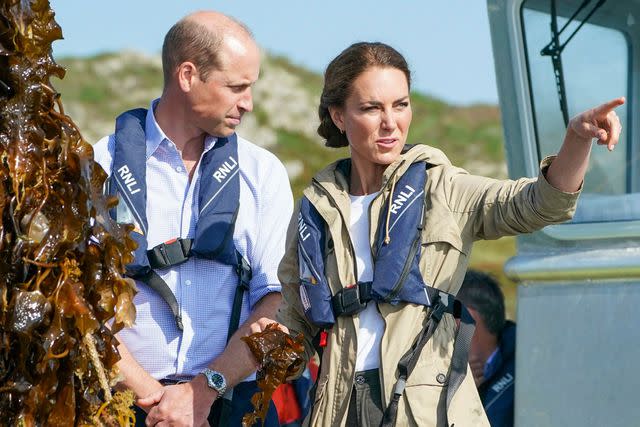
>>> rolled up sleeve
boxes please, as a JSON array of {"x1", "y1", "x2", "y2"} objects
[{"x1": 247, "y1": 159, "x2": 294, "y2": 307}]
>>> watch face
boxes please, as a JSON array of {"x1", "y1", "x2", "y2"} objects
[
  {"x1": 211, "y1": 372, "x2": 224, "y2": 388},
  {"x1": 203, "y1": 369, "x2": 226, "y2": 394}
]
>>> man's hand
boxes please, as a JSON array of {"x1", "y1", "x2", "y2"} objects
[
  {"x1": 138, "y1": 293, "x2": 285, "y2": 426},
  {"x1": 248, "y1": 318, "x2": 289, "y2": 335},
  {"x1": 138, "y1": 377, "x2": 216, "y2": 427},
  {"x1": 469, "y1": 353, "x2": 485, "y2": 387}
]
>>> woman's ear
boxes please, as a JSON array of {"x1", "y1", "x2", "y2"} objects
[
  {"x1": 177, "y1": 61, "x2": 197, "y2": 92},
  {"x1": 328, "y1": 106, "x2": 345, "y2": 133}
]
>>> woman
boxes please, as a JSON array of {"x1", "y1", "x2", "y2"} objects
[{"x1": 276, "y1": 42, "x2": 622, "y2": 427}]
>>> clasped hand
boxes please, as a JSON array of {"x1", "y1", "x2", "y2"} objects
[{"x1": 139, "y1": 380, "x2": 214, "y2": 427}]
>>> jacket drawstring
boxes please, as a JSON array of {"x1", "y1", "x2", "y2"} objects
[{"x1": 384, "y1": 174, "x2": 397, "y2": 244}]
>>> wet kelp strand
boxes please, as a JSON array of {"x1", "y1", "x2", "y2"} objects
[
  {"x1": 0, "y1": 0, "x2": 137, "y2": 424},
  {"x1": 241, "y1": 323, "x2": 305, "y2": 427}
]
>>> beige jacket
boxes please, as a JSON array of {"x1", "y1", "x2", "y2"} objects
[{"x1": 277, "y1": 144, "x2": 579, "y2": 427}]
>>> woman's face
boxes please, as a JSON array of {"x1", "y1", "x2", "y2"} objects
[{"x1": 330, "y1": 66, "x2": 412, "y2": 169}]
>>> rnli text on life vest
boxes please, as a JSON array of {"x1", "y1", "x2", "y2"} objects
[
  {"x1": 298, "y1": 212, "x2": 311, "y2": 241},
  {"x1": 117, "y1": 165, "x2": 141, "y2": 195},
  {"x1": 213, "y1": 156, "x2": 238, "y2": 183},
  {"x1": 491, "y1": 373, "x2": 514, "y2": 394},
  {"x1": 390, "y1": 185, "x2": 416, "y2": 214}
]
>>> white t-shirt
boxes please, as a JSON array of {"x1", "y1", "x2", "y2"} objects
[{"x1": 349, "y1": 193, "x2": 386, "y2": 371}]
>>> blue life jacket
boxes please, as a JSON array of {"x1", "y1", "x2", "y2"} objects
[
  {"x1": 297, "y1": 161, "x2": 438, "y2": 328},
  {"x1": 108, "y1": 108, "x2": 250, "y2": 331},
  {"x1": 479, "y1": 321, "x2": 516, "y2": 427}
]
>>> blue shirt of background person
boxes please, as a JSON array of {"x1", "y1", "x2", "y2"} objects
[
  {"x1": 458, "y1": 269, "x2": 515, "y2": 427},
  {"x1": 480, "y1": 320, "x2": 515, "y2": 427}
]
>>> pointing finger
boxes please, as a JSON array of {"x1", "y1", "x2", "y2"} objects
[{"x1": 592, "y1": 97, "x2": 625, "y2": 117}]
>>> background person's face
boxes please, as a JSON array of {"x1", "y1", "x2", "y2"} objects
[
  {"x1": 333, "y1": 66, "x2": 412, "y2": 170},
  {"x1": 188, "y1": 36, "x2": 260, "y2": 137}
]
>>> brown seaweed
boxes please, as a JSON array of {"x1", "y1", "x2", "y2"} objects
[
  {"x1": 241, "y1": 323, "x2": 305, "y2": 427},
  {"x1": 0, "y1": 0, "x2": 138, "y2": 425}
]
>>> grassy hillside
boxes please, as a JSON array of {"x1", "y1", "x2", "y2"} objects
[{"x1": 54, "y1": 51, "x2": 517, "y2": 317}]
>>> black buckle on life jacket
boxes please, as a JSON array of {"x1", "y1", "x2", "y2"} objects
[
  {"x1": 236, "y1": 254, "x2": 252, "y2": 290},
  {"x1": 147, "y1": 238, "x2": 193, "y2": 269},
  {"x1": 332, "y1": 281, "x2": 373, "y2": 317}
]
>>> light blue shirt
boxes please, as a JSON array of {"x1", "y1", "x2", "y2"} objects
[{"x1": 93, "y1": 100, "x2": 293, "y2": 380}]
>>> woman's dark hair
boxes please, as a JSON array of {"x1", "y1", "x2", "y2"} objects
[
  {"x1": 457, "y1": 270, "x2": 506, "y2": 336},
  {"x1": 318, "y1": 42, "x2": 411, "y2": 148}
]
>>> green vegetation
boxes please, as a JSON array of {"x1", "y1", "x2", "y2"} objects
[{"x1": 53, "y1": 50, "x2": 517, "y2": 314}]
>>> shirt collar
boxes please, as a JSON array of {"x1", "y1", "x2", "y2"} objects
[
  {"x1": 144, "y1": 99, "x2": 167, "y2": 159},
  {"x1": 203, "y1": 134, "x2": 218, "y2": 154},
  {"x1": 145, "y1": 98, "x2": 219, "y2": 159}
]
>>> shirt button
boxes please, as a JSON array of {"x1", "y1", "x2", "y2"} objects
[
  {"x1": 185, "y1": 280, "x2": 192, "y2": 286},
  {"x1": 176, "y1": 166, "x2": 184, "y2": 172}
]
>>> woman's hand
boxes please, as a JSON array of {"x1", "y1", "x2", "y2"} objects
[
  {"x1": 567, "y1": 97, "x2": 624, "y2": 151},
  {"x1": 547, "y1": 97, "x2": 625, "y2": 192}
]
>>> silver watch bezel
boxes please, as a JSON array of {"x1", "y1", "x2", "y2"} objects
[{"x1": 201, "y1": 368, "x2": 227, "y2": 396}]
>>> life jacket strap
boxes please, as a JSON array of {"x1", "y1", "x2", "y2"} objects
[
  {"x1": 331, "y1": 281, "x2": 372, "y2": 317},
  {"x1": 217, "y1": 254, "x2": 252, "y2": 426},
  {"x1": 381, "y1": 291, "x2": 475, "y2": 427},
  {"x1": 446, "y1": 299, "x2": 475, "y2": 409},
  {"x1": 147, "y1": 238, "x2": 193, "y2": 269},
  {"x1": 227, "y1": 254, "x2": 252, "y2": 344},
  {"x1": 132, "y1": 250, "x2": 251, "y2": 335},
  {"x1": 134, "y1": 269, "x2": 184, "y2": 331},
  {"x1": 331, "y1": 282, "x2": 443, "y2": 318}
]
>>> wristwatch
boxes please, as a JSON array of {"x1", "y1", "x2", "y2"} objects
[{"x1": 201, "y1": 368, "x2": 227, "y2": 397}]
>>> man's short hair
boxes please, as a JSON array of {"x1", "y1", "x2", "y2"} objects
[
  {"x1": 161, "y1": 15, "x2": 253, "y2": 86},
  {"x1": 457, "y1": 269, "x2": 506, "y2": 336}
]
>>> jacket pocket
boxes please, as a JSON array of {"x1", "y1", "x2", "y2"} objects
[
  {"x1": 420, "y1": 222, "x2": 465, "y2": 254},
  {"x1": 420, "y1": 220, "x2": 467, "y2": 287}
]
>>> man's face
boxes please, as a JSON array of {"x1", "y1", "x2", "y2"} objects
[{"x1": 188, "y1": 35, "x2": 260, "y2": 137}]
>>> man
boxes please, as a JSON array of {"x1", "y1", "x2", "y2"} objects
[
  {"x1": 93, "y1": 11, "x2": 293, "y2": 427},
  {"x1": 457, "y1": 270, "x2": 516, "y2": 427}
]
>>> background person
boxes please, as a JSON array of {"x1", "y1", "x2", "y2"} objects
[
  {"x1": 93, "y1": 10, "x2": 293, "y2": 427},
  {"x1": 276, "y1": 41, "x2": 623, "y2": 426},
  {"x1": 458, "y1": 269, "x2": 516, "y2": 427}
]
